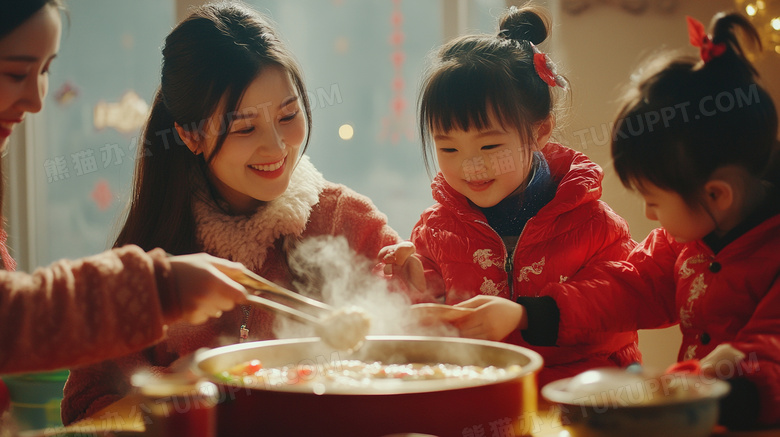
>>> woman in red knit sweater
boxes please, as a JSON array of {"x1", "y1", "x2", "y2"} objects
[{"x1": 0, "y1": 1, "x2": 248, "y2": 376}]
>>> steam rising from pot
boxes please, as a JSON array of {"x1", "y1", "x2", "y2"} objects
[{"x1": 275, "y1": 235, "x2": 457, "y2": 345}]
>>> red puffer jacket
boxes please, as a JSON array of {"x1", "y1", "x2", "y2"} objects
[
  {"x1": 551, "y1": 215, "x2": 780, "y2": 426},
  {"x1": 410, "y1": 143, "x2": 640, "y2": 386}
]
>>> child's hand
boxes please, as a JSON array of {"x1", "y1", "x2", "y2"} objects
[
  {"x1": 699, "y1": 343, "x2": 746, "y2": 379},
  {"x1": 168, "y1": 253, "x2": 248, "y2": 325},
  {"x1": 451, "y1": 295, "x2": 527, "y2": 342},
  {"x1": 378, "y1": 242, "x2": 426, "y2": 293}
]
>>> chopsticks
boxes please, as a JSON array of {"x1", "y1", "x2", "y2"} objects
[
  {"x1": 224, "y1": 267, "x2": 334, "y2": 323},
  {"x1": 244, "y1": 294, "x2": 324, "y2": 326},
  {"x1": 226, "y1": 268, "x2": 370, "y2": 351}
]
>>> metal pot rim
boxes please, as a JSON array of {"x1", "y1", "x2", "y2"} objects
[
  {"x1": 194, "y1": 335, "x2": 544, "y2": 364},
  {"x1": 192, "y1": 335, "x2": 544, "y2": 395}
]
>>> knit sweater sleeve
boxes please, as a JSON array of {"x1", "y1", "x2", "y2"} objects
[
  {"x1": 315, "y1": 184, "x2": 401, "y2": 260},
  {"x1": 0, "y1": 245, "x2": 173, "y2": 374},
  {"x1": 408, "y1": 222, "x2": 447, "y2": 303}
]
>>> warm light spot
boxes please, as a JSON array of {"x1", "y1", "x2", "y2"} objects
[
  {"x1": 772, "y1": 17, "x2": 780, "y2": 30},
  {"x1": 334, "y1": 36, "x2": 349, "y2": 54},
  {"x1": 756, "y1": 0, "x2": 765, "y2": 9},
  {"x1": 775, "y1": 45, "x2": 780, "y2": 55},
  {"x1": 339, "y1": 124, "x2": 354, "y2": 140},
  {"x1": 746, "y1": 4, "x2": 757, "y2": 16},
  {"x1": 93, "y1": 90, "x2": 149, "y2": 134},
  {"x1": 91, "y1": 179, "x2": 114, "y2": 211}
]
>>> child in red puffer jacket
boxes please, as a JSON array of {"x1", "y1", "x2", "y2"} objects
[{"x1": 381, "y1": 5, "x2": 640, "y2": 388}]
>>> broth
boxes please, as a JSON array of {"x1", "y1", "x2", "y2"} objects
[{"x1": 215, "y1": 359, "x2": 524, "y2": 392}]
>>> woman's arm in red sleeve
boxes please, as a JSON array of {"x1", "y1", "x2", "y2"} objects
[{"x1": 0, "y1": 245, "x2": 172, "y2": 374}]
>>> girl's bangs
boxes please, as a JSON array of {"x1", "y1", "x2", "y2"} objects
[{"x1": 425, "y1": 67, "x2": 520, "y2": 135}]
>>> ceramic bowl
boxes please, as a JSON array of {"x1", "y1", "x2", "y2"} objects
[{"x1": 541, "y1": 368, "x2": 730, "y2": 437}]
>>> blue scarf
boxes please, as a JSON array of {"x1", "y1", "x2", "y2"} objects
[{"x1": 479, "y1": 151, "x2": 557, "y2": 243}]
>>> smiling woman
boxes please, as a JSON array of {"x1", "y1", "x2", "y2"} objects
[
  {"x1": 0, "y1": 2, "x2": 60, "y2": 117},
  {"x1": 175, "y1": 65, "x2": 308, "y2": 215},
  {"x1": 0, "y1": 6, "x2": 254, "y2": 434},
  {"x1": 61, "y1": 2, "x2": 402, "y2": 425},
  {"x1": 0, "y1": 1, "x2": 61, "y2": 217}
]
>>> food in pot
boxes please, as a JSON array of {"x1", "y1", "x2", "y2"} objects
[
  {"x1": 215, "y1": 358, "x2": 523, "y2": 391},
  {"x1": 315, "y1": 305, "x2": 371, "y2": 351}
]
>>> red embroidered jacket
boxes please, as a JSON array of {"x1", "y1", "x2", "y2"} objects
[
  {"x1": 409, "y1": 143, "x2": 641, "y2": 387},
  {"x1": 550, "y1": 216, "x2": 780, "y2": 426}
]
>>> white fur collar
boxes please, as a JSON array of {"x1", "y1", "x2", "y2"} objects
[{"x1": 192, "y1": 155, "x2": 326, "y2": 271}]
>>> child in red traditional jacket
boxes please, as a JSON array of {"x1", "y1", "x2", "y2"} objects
[
  {"x1": 381, "y1": 5, "x2": 640, "y2": 388},
  {"x1": 545, "y1": 13, "x2": 779, "y2": 429}
]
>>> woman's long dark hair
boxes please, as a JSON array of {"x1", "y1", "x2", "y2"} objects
[
  {"x1": 0, "y1": 0, "x2": 63, "y2": 38},
  {"x1": 612, "y1": 12, "x2": 778, "y2": 204},
  {"x1": 114, "y1": 2, "x2": 312, "y2": 254}
]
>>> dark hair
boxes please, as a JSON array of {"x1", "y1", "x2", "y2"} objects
[
  {"x1": 115, "y1": 2, "x2": 312, "y2": 254},
  {"x1": 418, "y1": 5, "x2": 567, "y2": 176},
  {"x1": 612, "y1": 12, "x2": 778, "y2": 204},
  {"x1": 0, "y1": 0, "x2": 63, "y2": 38}
]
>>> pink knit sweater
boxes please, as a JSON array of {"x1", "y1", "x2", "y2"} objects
[{"x1": 0, "y1": 243, "x2": 177, "y2": 375}]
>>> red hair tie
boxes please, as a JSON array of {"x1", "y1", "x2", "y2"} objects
[
  {"x1": 531, "y1": 43, "x2": 566, "y2": 89},
  {"x1": 686, "y1": 16, "x2": 726, "y2": 63}
]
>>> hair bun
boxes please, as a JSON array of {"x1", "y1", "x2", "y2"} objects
[
  {"x1": 498, "y1": 6, "x2": 549, "y2": 45},
  {"x1": 708, "y1": 11, "x2": 762, "y2": 76}
]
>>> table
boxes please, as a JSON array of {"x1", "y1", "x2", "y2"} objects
[{"x1": 23, "y1": 396, "x2": 778, "y2": 437}]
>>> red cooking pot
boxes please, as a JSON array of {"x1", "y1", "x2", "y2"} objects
[{"x1": 193, "y1": 335, "x2": 543, "y2": 437}]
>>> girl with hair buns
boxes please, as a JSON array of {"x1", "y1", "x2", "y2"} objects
[
  {"x1": 62, "y1": 1, "x2": 400, "y2": 424},
  {"x1": 525, "y1": 12, "x2": 779, "y2": 428},
  {"x1": 381, "y1": 5, "x2": 640, "y2": 387}
]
